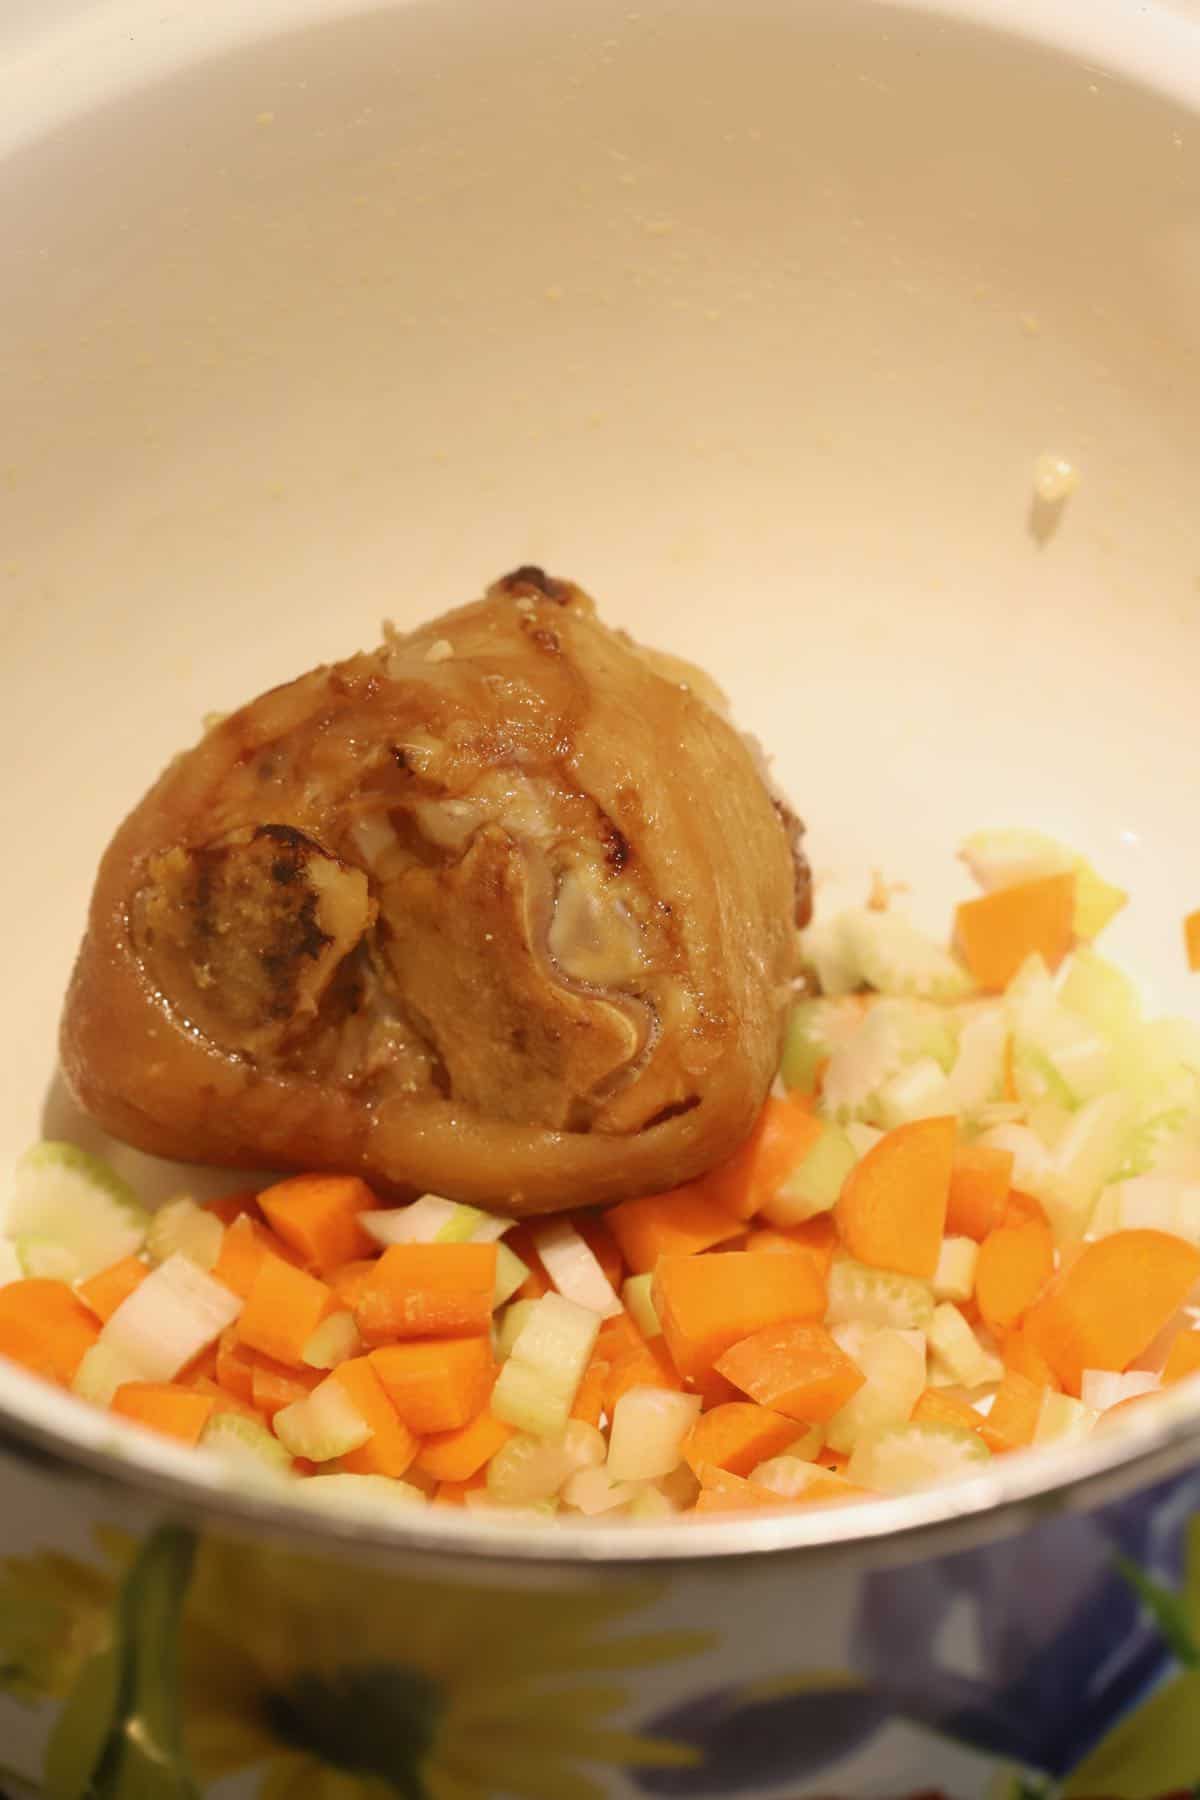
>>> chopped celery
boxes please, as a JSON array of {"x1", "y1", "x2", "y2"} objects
[
  {"x1": 826, "y1": 1259, "x2": 934, "y2": 1332},
  {"x1": 1117, "y1": 1108, "x2": 1198, "y2": 1181},
  {"x1": 504, "y1": 1293, "x2": 601, "y2": 1386},
  {"x1": 0, "y1": 1240, "x2": 23, "y2": 1288},
  {"x1": 622, "y1": 1273, "x2": 662, "y2": 1339},
  {"x1": 1095, "y1": 1175, "x2": 1200, "y2": 1246},
  {"x1": 16, "y1": 1238, "x2": 82, "y2": 1281},
  {"x1": 1034, "y1": 1390, "x2": 1098, "y2": 1446},
  {"x1": 875, "y1": 1056, "x2": 958, "y2": 1129},
  {"x1": 1011, "y1": 1045, "x2": 1077, "y2": 1112},
  {"x1": 1073, "y1": 863, "x2": 1129, "y2": 941},
  {"x1": 274, "y1": 1377, "x2": 371, "y2": 1462},
  {"x1": 750, "y1": 1455, "x2": 857, "y2": 1500},
  {"x1": 301, "y1": 1473, "x2": 427, "y2": 1512},
  {"x1": 487, "y1": 1422, "x2": 604, "y2": 1504},
  {"x1": 606, "y1": 1388, "x2": 701, "y2": 1482},
  {"x1": 927, "y1": 1303, "x2": 1003, "y2": 1388},
  {"x1": 146, "y1": 1198, "x2": 223, "y2": 1271},
  {"x1": 848, "y1": 1421, "x2": 989, "y2": 1493},
  {"x1": 821, "y1": 1005, "x2": 912, "y2": 1123},
  {"x1": 1043, "y1": 1093, "x2": 1134, "y2": 1239},
  {"x1": 946, "y1": 1007, "x2": 1007, "y2": 1119},
  {"x1": 780, "y1": 998, "x2": 863, "y2": 1093},
  {"x1": 1060, "y1": 948, "x2": 1141, "y2": 1040},
  {"x1": 8, "y1": 1141, "x2": 149, "y2": 1284},
  {"x1": 72, "y1": 1342, "x2": 144, "y2": 1407},
  {"x1": 825, "y1": 1327, "x2": 926, "y2": 1455},
  {"x1": 101, "y1": 1253, "x2": 241, "y2": 1382},
  {"x1": 435, "y1": 1203, "x2": 490, "y2": 1244},
  {"x1": 932, "y1": 1236, "x2": 979, "y2": 1304},
  {"x1": 490, "y1": 1357, "x2": 572, "y2": 1440},
  {"x1": 628, "y1": 1483, "x2": 677, "y2": 1520},
  {"x1": 845, "y1": 1122, "x2": 884, "y2": 1159},
  {"x1": 495, "y1": 1299, "x2": 540, "y2": 1362},
  {"x1": 301, "y1": 1310, "x2": 362, "y2": 1370},
  {"x1": 764, "y1": 1122, "x2": 856, "y2": 1225},
  {"x1": 797, "y1": 918, "x2": 860, "y2": 998},
  {"x1": 202, "y1": 1411, "x2": 293, "y2": 1476},
  {"x1": 838, "y1": 908, "x2": 973, "y2": 1002},
  {"x1": 532, "y1": 1221, "x2": 623, "y2": 1318},
  {"x1": 492, "y1": 1242, "x2": 529, "y2": 1310}
]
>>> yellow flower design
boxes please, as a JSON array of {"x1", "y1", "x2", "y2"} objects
[{"x1": 178, "y1": 1536, "x2": 711, "y2": 1800}]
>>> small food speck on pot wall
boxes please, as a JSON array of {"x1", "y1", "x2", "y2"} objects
[{"x1": 59, "y1": 570, "x2": 808, "y2": 1215}]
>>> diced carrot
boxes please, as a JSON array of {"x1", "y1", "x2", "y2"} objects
[
  {"x1": 835, "y1": 1116, "x2": 956, "y2": 1280},
  {"x1": 434, "y1": 1472, "x2": 489, "y2": 1506},
  {"x1": 251, "y1": 1356, "x2": 321, "y2": 1421},
  {"x1": 237, "y1": 1256, "x2": 337, "y2": 1367},
  {"x1": 570, "y1": 1356, "x2": 610, "y2": 1427},
  {"x1": 215, "y1": 1327, "x2": 258, "y2": 1405},
  {"x1": 415, "y1": 1410, "x2": 515, "y2": 1484},
  {"x1": 0, "y1": 1280, "x2": 99, "y2": 1386},
  {"x1": 814, "y1": 1448, "x2": 850, "y2": 1476},
  {"x1": 1002, "y1": 1327, "x2": 1061, "y2": 1392},
  {"x1": 178, "y1": 1342, "x2": 220, "y2": 1385},
  {"x1": 608, "y1": 1184, "x2": 743, "y2": 1274},
  {"x1": 700, "y1": 1096, "x2": 826, "y2": 1220},
  {"x1": 570, "y1": 1215, "x2": 625, "y2": 1291},
  {"x1": 594, "y1": 1309, "x2": 645, "y2": 1364},
  {"x1": 983, "y1": 1370, "x2": 1045, "y2": 1452},
  {"x1": 204, "y1": 1189, "x2": 263, "y2": 1227},
  {"x1": 76, "y1": 1255, "x2": 150, "y2": 1324},
  {"x1": 1025, "y1": 1230, "x2": 1200, "y2": 1394},
  {"x1": 652, "y1": 1251, "x2": 826, "y2": 1380},
  {"x1": 975, "y1": 1215, "x2": 1055, "y2": 1335},
  {"x1": 604, "y1": 1337, "x2": 684, "y2": 1412},
  {"x1": 258, "y1": 1174, "x2": 379, "y2": 1275},
  {"x1": 912, "y1": 1388, "x2": 987, "y2": 1439},
  {"x1": 503, "y1": 1226, "x2": 551, "y2": 1299},
  {"x1": 1184, "y1": 910, "x2": 1200, "y2": 973},
  {"x1": 946, "y1": 1145, "x2": 1014, "y2": 1241},
  {"x1": 354, "y1": 1243, "x2": 497, "y2": 1344},
  {"x1": 715, "y1": 1321, "x2": 865, "y2": 1424},
  {"x1": 686, "y1": 1366, "x2": 743, "y2": 1410},
  {"x1": 329, "y1": 1259, "x2": 379, "y2": 1310},
  {"x1": 693, "y1": 1464, "x2": 783, "y2": 1511},
  {"x1": 212, "y1": 1215, "x2": 301, "y2": 1300},
  {"x1": 955, "y1": 872, "x2": 1076, "y2": 992},
  {"x1": 682, "y1": 1402, "x2": 802, "y2": 1478},
  {"x1": 330, "y1": 1356, "x2": 419, "y2": 1479},
  {"x1": 369, "y1": 1336, "x2": 495, "y2": 1434},
  {"x1": 743, "y1": 1214, "x2": 839, "y2": 1279},
  {"x1": 111, "y1": 1381, "x2": 215, "y2": 1446},
  {"x1": 1163, "y1": 1329, "x2": 1200, "y2": 1386}
]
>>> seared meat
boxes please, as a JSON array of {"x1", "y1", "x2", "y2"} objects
[{"x1": 60, "y1": 570, "x2": 809, "y2": 1214}]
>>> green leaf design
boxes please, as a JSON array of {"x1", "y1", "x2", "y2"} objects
[
  {"x1": 1063, "y1": 1670, "x2": 1200, "y2": 1797},
  {"x1": 1114, "y1": 1551, "x2": 1199, "y2": 1668},
  {"x1": 44, "y1": 1525, "x2": 200, "y2": 1800}
]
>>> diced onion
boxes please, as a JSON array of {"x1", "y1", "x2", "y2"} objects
[
  {"x1": 1034, "y1": 1389, "x2": 1098, "y2": 1446},
  {"x1": 531, "y1": 1221, "x2": 623, "y2": 1319},
  {"x1": 1081, "y1": 1369, "x2": 1161, "y2": 1412},
  {"x1": 147, "y1": 1198, "x2": 223, "y2": 1271},
  {"x1": 606, "y1": 1388, "x2": 701, "y2": 1482},
  {"x1": 825, "y1": 1327, "x2": 926, "y2": 1455},
  {"x1": 932, "y1": 1236, "x2": 979, "y2": 1304},
  {"x1": 101, "y1": 1253, "x2": 241, "y2": 1382}
]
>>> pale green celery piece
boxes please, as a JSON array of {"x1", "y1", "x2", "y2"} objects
[
  {"x1": 1027, "y1": 1099, "x2": 1074, "y2": 1150},
  {"x1": 838, "y1": 908, "x2": 974, "y2": 1002},
  {"x1": 301, "y1": 1310, "x2": 361, "y2": 1370},
  {"x1": 1117, "y1": 1107, "x2": 1197, "y2": 1180},
  {"x1": 946, "y1": 1007, "x2": 1007, "y2": 1118},
  {"x1": 301, "y1": 1473, "x2": 427, "y2": 1511},
  {"x1": 750, "y1": 1455, "x2": 856, "y2": 1499},
  {"x1": 1012, "y1": 1045, "x2": 1077, "y2": 1112},
  {"x1": 1033, "y1": 1390, "x2": 1098, "y2": 1446},
  {"x1": 1004, "y1": 954, "x2": 1057, "y2": 1037},
  {"x1": 765, "y1": 1123, "x2": 857, "y2": 1225},
  {"x1": 492, "y1": 1242, "x2": 529, "y2": 1310},
  {"x1": 847, "y1": 1420, "x2": 989, "y2": 1494},
  {"x1": 8, "y1": 1141, "x2": 149, "y2": 1284},
  {"x1": 486, "y1": 1423, "x2": 603, "y2": 1502},
  {"x1": 780, "y1": 997, "x2": 863, "y2": 1093},
  {"x1": 436, "y1": 1203, "x2": 487, "y2": 1244},
  {"x1": 201, "y1": 1411, "x2": 293, "y2": 1475},
  {"x1": 72, "y1": 1342, "x2": 144, "y2": 1406},
  {"x1": 628, "y1": 1484, "x2": 676, "y2": 1520},
  {"x1": 1060, "y1": 948, "x2": 1142, "y2": 1040},
  {"x1": 1073, "y1": 862, "x2": 1128, "y2": 940},
  {"x1": 797, "y1": 917, "x2": 860, "y2": 997},
  {"x1": 1045, "y1": 1029, "x2": 1115, "y2": 1106},
  {"x1": 1048, "y1": 1092, "x2": 1135, "y2": 1235},
  {"x1": 622, "y1": 1272, "x2": 662, "y2": 1338},
  {"x1": 495, "y1": 1299, "x2": 540, "y2": 1362},
  {"x1": 825, "y1": 1258, "x2": 934, "y2": 1331},
  {"x1": 821, "y1": 1006, "x2": 910, "y2": 1124},
  {"x1": 506, "y1": 1293, "x2": 600, "y2": 1385},
  {"x1": 146, "y1": 1198, "x2": 223, "y2": 1271},
  {"x1": 16, "y1": 1237, "x2": 83, "y2": 1281},
  {"x1": 874, "y1": 1057, "x2": 958, "y2": 1131},
  {"x1": 273, "y1": 1380, "x2": 372, "y2": 1462},
  {"x1": 825, "y1": 1328, "x2": 926, "y2": 1456},
  {"x1": 927, "y1": 1303, "x2": 1003, "y2": 1387},
  {"x1": 489, "y1": 1358, "x2": 571, "y2": 1440}
]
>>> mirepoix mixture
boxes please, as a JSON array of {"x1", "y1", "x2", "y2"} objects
[{"x1": 1, "y1": 574, "x2": 1197, "y2": 1522}]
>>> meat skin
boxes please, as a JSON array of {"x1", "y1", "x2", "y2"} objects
[{"x1": 60, "y1": 571, "x2": 809, "y2": 1215}]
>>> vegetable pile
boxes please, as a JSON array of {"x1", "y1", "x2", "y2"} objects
[{"x1": 3, "y1": 828, "x2": 1199, "y2": 1524}]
